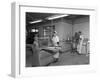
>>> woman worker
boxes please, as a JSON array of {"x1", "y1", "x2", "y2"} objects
[
  {"x1": 41, "y1": 31, "x2": 61, "y2": 63},
  {"x1": 32, "y1": 34, "x2": 40, "y2": 67},
  {"x1": 77, "y1": 31, "x2": 84, "y2": 54},
  {"x1": 51, "y1": 31, "x2": 60, "y2": 62}
]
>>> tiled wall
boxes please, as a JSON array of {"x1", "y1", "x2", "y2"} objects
[
  {"x1": 31, "y1": 16, "x2": 89, "y2": 41},
  {"x1": 37, "y1": 18, "x2": 72, "y2": 41},
  {"x1": 73, "y1": 16, "x2": 89, "y2": 39}
]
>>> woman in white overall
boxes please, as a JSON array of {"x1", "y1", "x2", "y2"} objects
[
  {"x1": 52, "y1": 31, "x2": 60, "y2": 62},
  {"x1": 41, "y1": 31, "x2": 60, "y2": 63},
  {"x1": 77, "y1": 31, "x2": 84, "y2": 54}
]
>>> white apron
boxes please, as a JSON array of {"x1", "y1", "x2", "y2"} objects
[{"x1": 77, "y1": 35, "x2": 84, "y2": 54}]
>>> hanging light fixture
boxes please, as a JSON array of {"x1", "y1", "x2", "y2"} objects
[
  {"x1": 29, "y1": 19, "x2": 42, "y2": 24},
  {"x1": 46, "y1": 14, "x2": 68, "y2": 20}
]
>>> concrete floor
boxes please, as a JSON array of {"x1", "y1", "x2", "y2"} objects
[
  {"x1": 26, "y1": 51, "x2": 89, "y2": 67},
  {"x1": 49, "y1": 52, "x2": 89, "y2": 66}
]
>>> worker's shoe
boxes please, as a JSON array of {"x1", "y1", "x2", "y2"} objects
[{"x1": 53, "y1": 58, "x2": 59, "y2": 63}]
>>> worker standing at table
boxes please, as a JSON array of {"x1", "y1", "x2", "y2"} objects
[
  {"x1": 32, "y1": 34, "x2": 40, "y2": 67},
  {"x1": 77, "y1": 31, "x2": 84, "y2": 54},
  {"x1": 52, "y1": 31, "x2": 60, "y2": 62}
]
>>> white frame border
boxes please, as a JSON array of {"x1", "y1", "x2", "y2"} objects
[{"x1": 11, "y1": 2, "x2": 97, "y2": 78}]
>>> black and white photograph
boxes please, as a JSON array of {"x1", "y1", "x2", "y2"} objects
[
  {"x1": 11, "y1": 1, "x2": 98, "y2": 77},
  {"x1": 26, "y1": 12, "x2": 90, "y2": 67}
]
